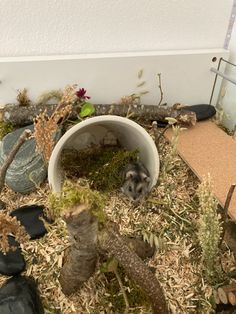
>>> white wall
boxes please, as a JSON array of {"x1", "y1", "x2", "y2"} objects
[
  {"x1": 0, "y1": 0, "x2": 235, "y2": 116},
  {"x1": 0, "y1": 0, "x2": 233, "y2": 57}
]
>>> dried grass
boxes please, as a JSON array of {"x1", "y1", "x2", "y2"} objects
[{"x1": 0, "y1": 126, "x2": 235, "y2": 314}]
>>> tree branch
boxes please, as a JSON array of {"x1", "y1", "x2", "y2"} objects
[
  {"x1": 0, "y1": 103, "x2": 197, "y2": 127},
  {"x1": 220, "y1": 183, "x2": 236, "y2": 246},
  {"x1": 59, "y1": 206, "x2": 98, "y2": 295},
  {"x1": 99, "y1": 223, "x2": 169, "y2": 314}
]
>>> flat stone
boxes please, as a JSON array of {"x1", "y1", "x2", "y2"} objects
[
  {"x1": 10, "y1": 205, "x2": 47, "y2": 239},
  {"x1": 0, "y1": 236, "x2": 25, "y2": 276},
  {"x1": 0, "y1": 125, "x2": 47, "y2": 194},
  {"x1": 0, "y1": 275, "x2": 44, "y2": 314},
  {"x1": 182, "y1": 104, "x2": 216, "y2": 121}
]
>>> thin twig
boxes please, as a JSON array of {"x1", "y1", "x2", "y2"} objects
[
  {"x1": 167, "y1": 205, "x2": 192, "y2": 226},
  {"x1": 114, "y1": 268, "x2": 130, "y2": 314},
  {"x1": 152, "y1": 121, "x2": 170, "y2": 151},
  {"x1": 156, "y1": 124, "x2": 171, "y2": 145},
  {"x1": 152, "y1": 121, "x2": 159, "y2": 145},
  {"x1": 220, "y1": 183, "x2": 236, "y2": 245},
  {"x1": 157, "y1": 73, "x2": 164, "y2": 107},
  {"x1": 0, "y1": 129, "x2": 32, "y2": 194},
  {"x1": 126, "y1": 105, "x2": 135, "y2": 119}
]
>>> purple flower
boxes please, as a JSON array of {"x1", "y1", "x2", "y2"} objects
[{"x1": 75, "y1": 88, "x2": 90, "y2": 100}]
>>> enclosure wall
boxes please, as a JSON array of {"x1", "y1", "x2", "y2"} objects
[{"x1": 0, "y1": 0, "x2": 233, "y2": 57}]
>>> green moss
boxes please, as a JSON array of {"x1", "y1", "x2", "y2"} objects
[
  {"x1": 61, "y1": 147, "x2": 138, "y2": 192},
  {"x1": 0, "y1": 122, "x2": 14, "y2": 139},
  {"x1": 102, "y1": 269, "x2": 150, "y2": 313},
  {"x1": 48, "y1": 180, "x2": 106, "y2": 221}
]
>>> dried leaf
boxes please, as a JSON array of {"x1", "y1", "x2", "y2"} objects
[
  {"x1": 137, "y1": 81, "x2": 146, "y2": 88},
  {"x1": 165, "y1": 117, "x2": 177, "y2": 125}
]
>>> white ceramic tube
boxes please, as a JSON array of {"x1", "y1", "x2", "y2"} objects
[{"x1": 48, "y1": 115, "x2": 159, "y2": 193}]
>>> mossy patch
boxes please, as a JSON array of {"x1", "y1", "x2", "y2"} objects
[
  {"x1": 102, "y1": 269, "x2": 150, "y2": 313},
  {"x1": 61, "y1": 146, "x2": 138, "y2": 192},
  {"x1": 48, "y1": 180, "x2": 106, "y2": 221},
  {"x1": 0, "y1": 122, "x2": 14, "y2": 140}
]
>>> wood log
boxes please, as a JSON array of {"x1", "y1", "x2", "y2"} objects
[
  {"x1": 228, "y1": 291, "x2": 236, "y2": 305},
  {"x1": 0, "y1": 103, "x2": 196, "y2": 127},
  {"x1": 218, "y1": 287, "x2": 229, "y2": 304},
  {"x1": 99, "y1": 223, "x2": 169, "y2": 314},
  {"x1": 60, "y1": 206, "x2": 169, "y2": 313},
  {"x1": 217, "y1": 283, "x2": 236, "y2": 304},
  {"x1": 213, "y1": 290, "x2": 220, "y2": 305},
  {"x1": 59, "y1": 205, "x2": 98, "y2": 295}
]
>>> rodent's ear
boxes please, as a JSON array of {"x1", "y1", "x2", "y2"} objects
[
  {"x1": 145, "y1": 176, "x2": 151, "y2": 183},
  {"x1": 140, "y1": 173, "x2": 151, "y2": 182},
  {"x1": 126, "y1": 170, "x2": 136, "y2": 179}
]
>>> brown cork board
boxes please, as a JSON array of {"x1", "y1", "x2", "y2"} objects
[{"x1": 165, "y1": 120, "x2": 236, "y2": 220}]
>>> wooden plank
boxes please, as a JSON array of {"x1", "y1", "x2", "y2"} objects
[{"x1": 165, "y1": 120, "x2": 236, "y2": 220}]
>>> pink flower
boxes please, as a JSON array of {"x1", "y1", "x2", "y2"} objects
[{"x1": 75, "y1": 88, "x2": 90, "y2": 100}]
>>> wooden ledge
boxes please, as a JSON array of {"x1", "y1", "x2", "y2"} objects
[{"x1": 165, "y1": 121, "x2": 236, "y2": 220}]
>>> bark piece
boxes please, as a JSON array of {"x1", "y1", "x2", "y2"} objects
[
  {"x1": 59, "y1": 206, "x2": 98, "y2": 296},
  {"x1": 124, "y1": 237, "x2": 155, "y2": 259},
  {"x1": 0, "y1": 103, "x2": 196, "y2": 127},
  {"x1": 224, "y1": 221, "x2": 236, "y2": 254}
]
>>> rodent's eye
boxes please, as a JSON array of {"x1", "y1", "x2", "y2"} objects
[
  {"x1": 128, "y1": 186, "x2": 132, "y2": 192},
  {"x1": 138, "y1": 188, "x2": 143, "y2": 194}
]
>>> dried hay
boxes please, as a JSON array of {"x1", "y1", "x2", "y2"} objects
[{"x1": 0, "y1": 126, "x2": 235, "y2": 314}]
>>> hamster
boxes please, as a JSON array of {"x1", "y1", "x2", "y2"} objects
[{"x1": 121, "y1": 162, "x2": 151, "y2": 202}]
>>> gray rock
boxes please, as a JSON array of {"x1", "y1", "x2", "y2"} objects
[
  {"x1": 0, "y1": 275, "x2": 44, "y2": 314},
  {"x1": 0, "y1": 125, "x2": 47, "y2": 193},
  {"x1": 0, "y1": 236, "x2": 26, "y2": 276}
]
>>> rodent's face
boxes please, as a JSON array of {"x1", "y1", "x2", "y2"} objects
[{"x1": 121, "y1": 179, "x2": 149, "y2": 202}]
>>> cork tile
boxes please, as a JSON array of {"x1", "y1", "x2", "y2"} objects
[{"x1": 165, "y1": 121, "x2": 236, "y2": 220}]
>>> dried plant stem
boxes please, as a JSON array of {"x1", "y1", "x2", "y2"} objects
[
  {"x1": 220, "y1": 183, "x2": 236, "y2": 245},
  {"x1": 157, "y1": 73, "x2": 164, "y2": 107},
  {"x1": 114, "y1": 268, "x2": 130, "y2": 313},
  {"x1": 0, "y1": 129, "x2": 32, "y2": 194},
  {"x1": 167, "y1": 206, "x2": 192, "y2": 226},
  {"x1": 152, "y1": 121, "x2": 171, "y2": 150},
  {"x1": 126, "y1": 105, "x2": 135, "y2": 119}
]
